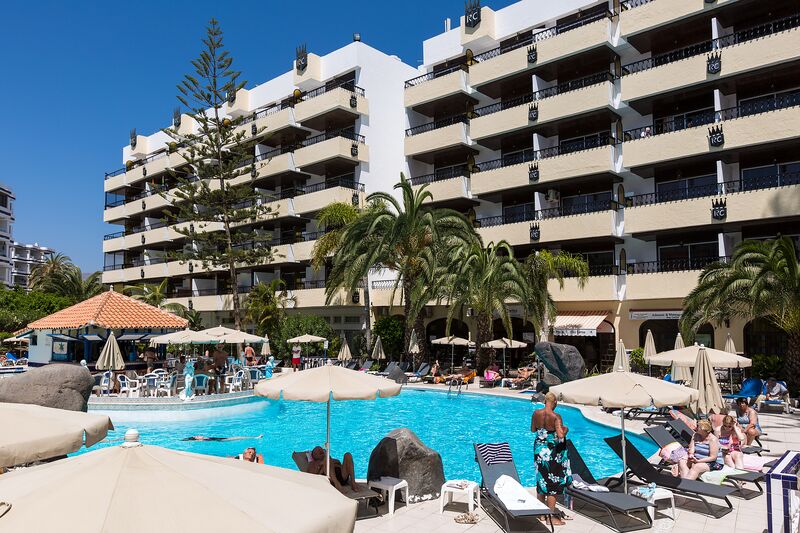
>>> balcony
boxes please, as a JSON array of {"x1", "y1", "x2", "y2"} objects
[
  {"x1": 622, "y1": 257, "x2": 726, "y2": 300},
  {"x1": 470, "y1": 74, "x2": 614, "y2": 143},
  {"x1": 626, "y1": 177, "x2": 800, "y2": 235},
  {"x1": 294, "y1": 85, "x2": 367, "y2": 130},
  {"x1": 104, "y1": 150, "x2": 187, "y2": 192},
  {"x1": 292, "y1": 178, "x2": 365, "y2": 214},
  {"x1": 619, "y1": 0, "x2": 740, "y2": 41},
  {"x1": 622, "y1": 98, "x2": 800, "y2": 169},
  {"x1": 409, "y1": 165, "x2": 472, "y2": 205},
  {"x1": 475, "y1": 202, "x2": 619, "y2": 246},
  {"x1": 620, "y1": 14, "x2": 800, "y2": 104},
  {"x1": 471, "y1": 142, "x2": 616, "y2": 196},
  {"x1": 549, "y1": 274, "x2": 619, "y2": 302},
  {"x1": 294, "y1": 129, "x2": 368, "y2": 175},
  {"x1": 405, "y1": 116, "x2": 471, "y2": 160},
  {"x1": 404, "y1": 66, "x2": 471, "y2": 112},
  {"x1": 469, "y1": 11, "x2": 612, "y2": 90},
  {"x1": 234, "y1": 103, "x2": 296, "y2": 142}
]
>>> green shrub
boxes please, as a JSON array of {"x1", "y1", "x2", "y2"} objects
[
  {"x1": 629, "y1": 347, "x2": 645, "y2": 371},
  {"x1": 750, "y1": 354, "x2": 783, "y2": 379},
  {"x1": 373, "y1": 315, "x2": 405, "y2": 359}
]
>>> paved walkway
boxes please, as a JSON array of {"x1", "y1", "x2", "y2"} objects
[{"x1": 355, "y1": 384, "x2": 799, "y2": 533}]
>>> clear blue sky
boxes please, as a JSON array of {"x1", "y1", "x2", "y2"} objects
[{"x1": 0, "y1": 0, "x2": 516, "y2": 272}]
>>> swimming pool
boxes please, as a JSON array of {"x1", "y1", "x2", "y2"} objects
[{"x1": 86, "y1": 389, "x2": 656, "y2": 484}]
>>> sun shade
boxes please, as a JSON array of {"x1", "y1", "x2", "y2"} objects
[{"x1": 552, "y1": 312, "x2": 611, "y2": 336}]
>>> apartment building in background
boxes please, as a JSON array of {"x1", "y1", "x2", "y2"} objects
[
  {"x1": 390, "y1": 0, "x2": 800, "y2": 369},
  {"x1": 0, "y1": 184, "x2": 14, "y2": 288},
  {"x1": 10, "y1": 242, "x2": 53, "y2": 290},
  {"x1": 102, "y1": 40, "x2": 417, "y2": 342}
]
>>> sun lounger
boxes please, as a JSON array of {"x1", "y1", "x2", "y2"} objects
[
  {"x1": 358, "y1": 360, "x2": 373, "y2": 371},
  {"x1": 722, "y1": 377, "x2": 763, "y2": 402},
  {"x1": 666, "y1": 419, "x2": 766, "y2": 455},
  {"x1": 565, "y1": 441, "x2": 653, "y2": 532},
  {"x1": 406, "y1": 363, "x2": 431, "y2": 382},
  {"x1": 473, "y1": 443, "x2": 555, "y2": 532},
  {"x1": 644, "y1": 426, "x2": 764, "y2": 496},
  {"x1": 377, "y1": 361, "x2": 398, "y2": 376},
  {"x1": 398, "y1": 362, "x2": 411, "y2": 372},
  {"x1": 291, "y1": 451, "x2": 382, "y2": 517},
  {"x1": 603, "y1": 435, "x2": 735, "y2": 518},
  {"x1": 624, "y1": 406, "x2": 671, "y2": 425}
]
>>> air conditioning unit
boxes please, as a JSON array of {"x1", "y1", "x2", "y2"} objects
[{"x1": 546, "y1": 189, "x2": 560, "y2": 203}]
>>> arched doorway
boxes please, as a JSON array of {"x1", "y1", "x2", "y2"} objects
[
  {"x1": 639, "y1": 320, "x2": 714, "y2": 352},
  {"x1": 744, "y1": 318, "x2": 787, "y2": 357},
  {"x1": 426, "y1": 318, "x2": 471, "y2": 368}
]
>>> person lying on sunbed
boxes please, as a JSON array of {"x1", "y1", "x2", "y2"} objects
[
  {"x1": 510, "y1": 366, "x2": 534, "y2": 387},
  {"x1": 306, "y1": 446, "x2": 363, "y2": 494},
  {"x1": 235, "y1": 446, "x2": 264, "y2": 463},
  {"x1": 182, "y1": 434, "x2": 263, "y2": 441}
]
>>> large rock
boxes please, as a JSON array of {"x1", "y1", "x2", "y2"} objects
[
  {"x1": 0, "y1": 364, "x2": 94, "y2": 412},
  {"x1": 534, "y1": 342, "x2": 585, "y2": 383},
  {"x1": 367, "y1": 428, "x2": 445, "y2": 502}
]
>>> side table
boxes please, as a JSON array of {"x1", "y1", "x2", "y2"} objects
[
  {"x1": 367, "y1": 476, "x2": 408, "y2": 516},
  {"x1": 439, "y1": 480, "x2": 480, "y2": 513}
]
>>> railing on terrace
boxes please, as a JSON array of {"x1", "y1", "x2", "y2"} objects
[
  {"x1": 104, "y1": 176, "x2": 200, "y2": 209},
  {"x1": 562, "y1": 263, "x2": 618, "y2": 277},
  {"x1": 238, "y1": 82, "x2": 366, "y2": 127},
  {"x1": 623, "y1": 90, "x2": 800, "y2": 141},
  {"x1": 471, "y1": 10, "x2": 612, "y2": 63},
  {"x1": 474, "y1": 199, "x2": 619, "y2": 228},
  {"x1": 102, "y1": 263, "x2": 132, "y2": 271},
  {"x1": 409, "y1": 164, "x2": 470, "y2": 186},
  {"x1": 620, "y1": 12, "x2": 800, "y2": 75},
  {"x1": 169, "y1": 285, "x2": 255, "y2": 298},
  {"x1": 371, "y1": 279, "x2": 398, "y2": 290},
  {"x1": 301, "y1": 128, "x2": 365, "y2": 147},
  {"x1": 102, "y1": 220, "x2": 172, "y2": 240},
  {"x1": 474, "y1": 132, "x2": 613, "y2": 173},
  {"x1": 104, "y1": 150, "x2": 172, "y2": 180},
  {"x1": 620, "y1": 0, "x2": 654, "y2": 10},
  {"x1": 131, "y1": 257, "x2": 169, "y2": 267},
  {"x1": 626, "y1": 256, "x2": 730, "y2": 274},
  {"x1": 627, "y1": 172, "x2": 800, "y2": 206},
  {"x1": 237, "y1": 145, "x2": 294, "y2": 169},
  {"x1": 406, "y1": 114, "x2": 468, "y2": 136},
  {"x1": 302, "y1": 81, "x2": 365, "y2": 101},
  {"x1": 240, "y1": 101, "x2": 292, "y2": 126},
  {"x1": 404, "y1": 64, "x2": 466, "y2": 89}
]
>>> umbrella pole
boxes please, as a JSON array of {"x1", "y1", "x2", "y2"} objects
[
  {"x1": 620, "y1": 408, "x2": 628, "y2": 494},
  {"x1": 326, "y1": 398, "x2": 331, "y2": 478},
  {"x1": 503, "y1": 347, "x2": 506, "y2": 376}
]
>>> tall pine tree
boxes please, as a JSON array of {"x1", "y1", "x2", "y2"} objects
[{"x1": 163, "y1": 19, "x2": 273, "y2": 330}]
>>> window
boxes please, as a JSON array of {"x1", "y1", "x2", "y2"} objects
[
  {"x1": 658, "y1": 242, "x2": 719, "y2": 270},
  {"x1": 656, "y1": 174, "x2": 717, "y2": 202},
  {"x1": 343, "y1": 316, "x2": 361, "y2": 324},
  {"x1": 561, "y1": 191, "x2": 612, "y2": 215},
  {"x1": 741, "y1": 161, "x2": 800, "y2": 190},
  {"x1": 30, "y1": 335, "x2": 37, "y2": 346}
]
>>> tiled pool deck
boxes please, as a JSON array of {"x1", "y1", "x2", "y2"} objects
[{"x1": 355, "y1": 384, "x2": 799, "y2": 533}]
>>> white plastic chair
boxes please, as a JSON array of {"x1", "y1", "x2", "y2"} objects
[
  {"x1": 157, "y1": 374, "x2": 178, "y2": 397},
  {"x1": 118, "y1": 374, "x2": 140, "y2": 397},
  {"x1": 142, "y1": 373, "x2": 159, "y2": 397},
  {"x1": 99, "y1": 371, "x2": 113, "y2": 396},
  {"x1": 225, "y1": 370, "x2": 245, "y2": 393}
]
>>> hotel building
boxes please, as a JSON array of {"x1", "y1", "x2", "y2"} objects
[
  {"x1": 10, "y1": 242, "x2": 53, "y2": 290},
  {"x1": 102, "y1": 41, "x2": 418, "y2": 341},
  {"x1": 0, "y1": 184, "x2": 13, "y2": 288},
  {"x1": 394, "y1": 0, "x2": 800, "y2": 369}
]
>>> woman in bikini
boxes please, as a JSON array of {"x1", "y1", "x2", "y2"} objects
[{"x1": 678, "y1": 420, "x2": 723, "y2": 480}]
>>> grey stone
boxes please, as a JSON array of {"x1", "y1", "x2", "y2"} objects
[
  {"x1": 534, "y1": 342, "x2": 586, "y2": 383},
  {"x1": 0, "y1": 364, "x2": 95, "y2": 412},
  {"x1": 367, "y1": 428, "x2": 445, "y2": 502}
]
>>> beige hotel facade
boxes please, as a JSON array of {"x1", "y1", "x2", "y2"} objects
[{"x1": 103, "y1": 0, "x2": 800, "y2": 368}]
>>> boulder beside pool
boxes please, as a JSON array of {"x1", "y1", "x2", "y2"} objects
[
  {"x1": 367, "y1": 427, "x2": 445, "y2": 502},
  {"x1": 534, "y1": 341, "x2": 585, "y2": 384},
  {"x1": 0, "y1": 364, "x2": 94, "y2": 412}
]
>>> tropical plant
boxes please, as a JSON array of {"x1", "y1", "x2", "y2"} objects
[
  {"x1": 373, "y1": 315, "x2": 405, "y2": 359},
  {"x1": 244, "y1": 279, "x2": 296, "y2": 338},
  {"x1": 522, "y1": 249, "x2": 590, "y2": 330},
  {"x1": 33, "y1": 265, "x2": 104, "y2": 303},
  {"x1": 629, "y1": 347, "x2": 646, "y2": 372},
  {"x1": 269, "y1": 314, "x2": 339, "y2": 359},
  {"x1": 28, "y1": 253, "x2": 73, "y2": 291},
  {"x1": 163, "y1": 19, "x2": 273, "y2": 330},
  {"x1": 681, "y1": 236, "x2": 800, "y2": 387},
  {"x1": 0, "y1": 288, "x2": 74, "y2": 335},
  {"x1": 123, "y1": 279, "x2": 185, "y2": 314},
  {"x1": 180, "y1": 308, "x2": 205, "y2": 331},
  {"x1": 326, "y1": 175, "x2": 476, "y2": 366},
  {"x1": 310, "y1": 202, "x2": 361, "y2": 270},
  {"x1": 750, "y1": 353, "x2": 784, "y2": 380}
]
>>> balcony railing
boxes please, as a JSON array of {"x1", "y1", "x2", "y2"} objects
[
  {"x1": 404, "y1": 64, "x2": 467, "y2": 89},
  {"x1": 409, "y1": 164, "x2": 470, "y2": 186},
  {"x1": 406, "y1": 114, "x2": 469, "y2": 136},
  {"x1": 102, "y1": 262, "x2": 133, "y2": 272},
  {"x1": 620, "y1": 0, "x2": 654, "y2": 9},
  {"x1": 371, "y1": 279, "x2": 397, "y2": 290},
  {"x1": 301, "y1": 127, "x2": 365, "y2": 147},
  {"x1": 472, "y1": 10, "x2": 612, "y2": 63},
  {"x1": 104, "y1": 150, "x2": 173, "y2": 180},
  {"x1": 102, "y1": 220, "x2": 172, "y2": 240},
  {"x1": 475, "y1": 199, "x2": 619, "y2": 228},
  {"x1": 562, "y1": 263, "x2": 618, "y2": 277},
  {"x1": 475, "y1": 132, "x2": 612, "y2": 173},
  {"x1": 621, "y1": 12, "x2": 800, "y2": 76},
  {"x1": 623, "y1": 90, "x2": 800, "y2": 141},
  {"x1": 626, "y1": 256, "x2": 730, "y2": 274},
  {"x1": 302, "y1": 81, "x2": 365, "y2": 101}
]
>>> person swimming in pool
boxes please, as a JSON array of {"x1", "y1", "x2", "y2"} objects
[{"x1": 182, "y1": 434, "x2": 263, "y2": 441}]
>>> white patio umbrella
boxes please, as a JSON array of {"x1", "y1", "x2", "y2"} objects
[
  {"x1": 0, "y1": 402, "x2": 113, "y2": 468},
  {"x1": 551, "y1": 370, "x2": 699, "y2": 493},
  {"x1": 255, "y1": 366, "x2": 401, "y2": 476},
  {"x1": 670, "y1": 333, "x2": 692, "y2": 382},
  {"x1": 261, "y1": 341, "x2": 271, "y2": 357},
  {"x1": 0, "y1": 429, "x2": 356, "y2": 532},
  {"x1": 96, "y1": 332, "x2": 125, "y2": 371},
  {"x1": 723, "y1": 333, "x2": 738, "y2": 392},
  {"x1": 201, "y1": 325, "x2": 266, "y2": 344},
  {"x1": 371, "y1": 336, "x2": 385, "y2": 361},
  {"x1": 612, "y1": 340, "x2": 629, "y2": 372},
  {"x1": 692, "y1": 347, "x2": 726, "y2": 415},
  {"x1": 674, "y1": 333, "x2": 685, "y2": 350},
  {"x1": 407, "y1": 330, "x2": 420, "y2": 359},
  {"x1": 337, "y1": 337, "x2": 352, "y2": 362},
  {"x1": 431, "y1": 336, "x2": 471, "y2": 372},
  {"x1": 149, "y1": 329, "x2": 221, "y2": 345},
  {"x1": 482, "y1": 338, "x2": 526, "y2": 376},
  {"x1": 643, "y1": 329, "x2": 656, "y2": 376},
  {"x1": 647, "y1": 343, "x2": 752, "y2": 369},
  {"x1": 286, "y1": 334, "x2": 327, "y2": 344}
]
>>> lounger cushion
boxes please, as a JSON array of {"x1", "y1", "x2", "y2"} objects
[{"x1": 494, "y1": 475, "x2": 550, "y2": 512}]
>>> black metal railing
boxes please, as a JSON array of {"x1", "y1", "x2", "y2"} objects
[
  {"x1": 621, "y1": 13, "x2": 800, "y2": 76},
  {"x1": 627, "y1": 180, "x2": 736, "y2": 206},
  {"x1": 301, "y1": 128, "x2": 365, "y2": 147},
  {"x1": 105, "y1": 197, "x2": 127, "y2": 208},
  {"x1": 535, "y1": 71, "x2": 614, "y2": 100},
  {"x1": 474, "y1": 199, "x2": 618, "y2": 228},
  {"x1": 620, "y1": 0, "x2": 654, "y2": 10},
  {"x1": 475, "y1": 133, "x2": 612, "y2": 173},
  {"x1": 742, "y1": 170, "x2": 800, "y2": 191},
  {"x1": 371, "y1": 279, "x2": 397, "y2": 290},
  {"x1": 562, "y1": 263, "x2": 618, "y2": 277},
  {"x1": 406, "y1": 114, "x2": 469, "y2": 136},
  {"x1": 302, "y1": 81, "x2": 365, "y2": 101},
  {"x1": 103, "y1": 230, "x2": 126, "y2": 240},
  {"x1": 627, "y1": 256, "x2": 730, "y2": 274},
  {"x1": 623, "y1": 107, "x2": 716, "y2": 140},
  {"x1": 404, "y1": 64, "x2": 467, "y2": 88},
  {"x1": 102, "y1": 262, "x2": 132, "y2": 271},
  {"x1": 472, "y1": 10, "x2": 611, "y2": 63},
  {"x1": 409, "y1": 164, "x2": 470, "y2": 186},
  {"x1": 131, "y1": 256, "x2": 169, "y2": 267},
  {"x1": 302, "y1": 177, "x2": 364, "y2": 194},
  {"x1": 473, "y1": 93, "x2": 536, "y2": 117}
]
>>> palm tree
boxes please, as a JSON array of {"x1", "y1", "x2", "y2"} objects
[
  {"x1": 311, "y1": 202, "x2": 361, "y2": 270},
  {"x1": 123, "y1": 279, "x2": 186, "y2": 314},
  {"x1": 681, "y1": 236, "x2": 800, "y2": 388},
  {"x1": 28, "y1": 253, "x2": 73, "y2": 292},
  {"x1": 523, "y1": 249, "x2": 590, "y2": 332},
  {"x1": 244, "y1": 279, "x2": 296, "y2": 338},
  {"x1": 180, "y1": 308, "x2": 204, "y2": 330},
  {"x1": 43, "y1": 266, "x2": 104, "y2": 302},
  {"x1": 326, "y1": 175, "x2": 477, "y2": 366}
]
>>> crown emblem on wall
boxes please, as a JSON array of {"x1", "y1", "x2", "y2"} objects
[
  {"x1": 465, "y1": 0, "x2": 481, "y2": 28},
  {"x1": 129, "y1": 128, "x2": 137, "y2": 149},
  {"x1": 706, "y1": 51, "x2": 722, "y2": 74},
  {"x1": 708, "y1": 124, "x2": 724, "y2": 147},
  {"x1": 528, "y1": 163, "x2": 539, "y2": 182},
  {"x1": 711, "y1": 198, "x2": 727, "y2": 220},
  {"x1": 296, "y1": 44, "x2": 308, "y2": 73},
  {"x1": 528, "y1": 102, "x2": 539, "y2": 122},
  {"x1": 172, "y1": 108, "x2": 181, "y2": 128},
  {"x1": 529, "y1": 222, "x2": 541, "y2": 241},
  {"x1": 527, "y1": 45, "x2": 538, "y2": 64}
]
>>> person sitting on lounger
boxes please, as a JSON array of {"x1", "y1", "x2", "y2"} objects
[
  {"x1": 716, "y1": 415, "x2": 746, "y2": 470},
  {"x1": 676, "y1": 420, "x2": 722, "y2": 480},
  {"x1": 236, "y1": 446, "x2": 264, "y2": 463},
  {"x1": 510, "y1": 367, "x2": 533, "y2": 388},
  {"x1": 734, "y1": 397, "x2": 762, "y2": 445},
  {"x1": 306, "y1": 446, "x2": 361, "y2": 494},
  {"x1": 755, "y1": 377, "x2": 789, "y2": 406}
]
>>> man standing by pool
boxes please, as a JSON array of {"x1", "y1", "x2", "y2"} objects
[{"x1": 531, "y1": 392, "x2": 572, "y2": 525}]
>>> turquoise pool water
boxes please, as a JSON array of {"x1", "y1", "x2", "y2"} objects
[{"x1": 87, "y1": 389, "x2": 656, "y2": 484}]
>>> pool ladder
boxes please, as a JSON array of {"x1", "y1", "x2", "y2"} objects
[{"x1": 447, "y1": 378, "x2": 463, "y2": 396}]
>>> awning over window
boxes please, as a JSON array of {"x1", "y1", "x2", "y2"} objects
[
  {"x1": 48, "y1": 334, "x2": 79, "y2": 342},
  {"x1": 553, "y1": 312, "x2": 612, "y2": 337},
  {"x1": 81, "y1": 334, "x2": 104, "y2": 342},
  {"x1": 139, "y1": 333, "x2": 161, "y2": 340},
  {"x1": 117, "y1": 334, "x2": 145, "y2": 341}
]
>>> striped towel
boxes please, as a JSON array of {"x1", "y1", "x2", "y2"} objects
[{"x1": 476, "y1": 442, "x2": 513, "y2": 465}]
